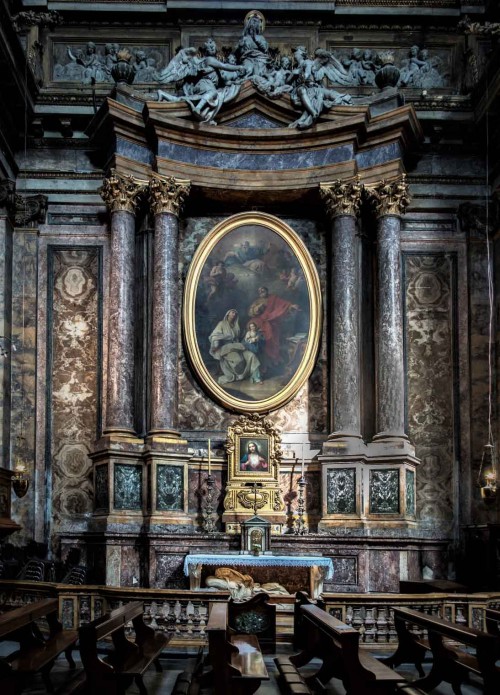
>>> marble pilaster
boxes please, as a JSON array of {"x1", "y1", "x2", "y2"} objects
[
  {"x1": 148, "y1": 175, "x2": 190, "y2": 437},
  {"x1": 100, "y1": 170, "x2": 147, "y2": 435},
  {"x1": 370, "y1": 175, "x2": 411, "y2": 442},
  {"x1": 320, "y1": 178, "x2": 363, "y2": 449}
]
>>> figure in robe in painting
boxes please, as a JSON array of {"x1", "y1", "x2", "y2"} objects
[
  {"x1": 208, "y1": 309, "x2": 261, "y2": 385},
  {"x1": 248, "y1": 286, "x2": 299, "y2": 365}
]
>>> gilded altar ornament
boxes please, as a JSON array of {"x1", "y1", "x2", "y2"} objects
[
  {"x1": 99, "y1": 169, "x2": 148, "y2": 214},
  {"x1": 182, "y1": 212, "x2": 322, "y2": 414},
  {"x1": 320, "y1": 176, "x2": 364, "y2": 218},
  {"x1": 366, "y1": 174, "x2": 411, "y2": 217},
  {"x1": 222, "y1": 413, "x2": 285, "y2": 534},
  {"x1": 149, "y1": 174, "x2": 191, "y2": 217}
]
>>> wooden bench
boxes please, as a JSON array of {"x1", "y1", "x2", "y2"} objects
[
  {"x1": 290, "y1": 603, "x2": 406, "y2": 695},
  {"x1": 0, "y1": 597, "x2": 78, "y2": 694},
  {"x1": 485, "y1": 607, "x2": 500, "y2": 637},
  {"x1": 206, "y1": 601, "x2": 269, "y2": 695},
  {"x1": 228, "y1": 592, "x2": 276, "y2": 653},
  {"x1": 384, "y1": 606, "x2": 500, "y2": 695},
  {"x1": 78, "y1": 600, "x2": 171, "y2": 695}
]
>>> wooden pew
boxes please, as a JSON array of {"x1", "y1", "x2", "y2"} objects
[
  {"x1": 384, "y1": 606, "x2": 500, "y2": 695},
  {"x1": 289, "y1": 603, "x2": 406, "y2": 695},
  {"x1": 485, "y1": 607, "x2": 500, "y2": 637},
  {"x1": 228, "y1": 592, "x2": 276, "y2": 653},
  {"x1": 206, "y1": 601, "x2": 269, "y2": 695},
  {"x1": 78, "y1": 600, "x2": 171, "y2": 695},
  {"x1": 0, "y1": 597, "x2": 78, "y2": 694}
]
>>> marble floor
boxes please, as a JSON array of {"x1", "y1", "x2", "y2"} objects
[{"x1": 0, "y1": 641, "x2": 486, "y2": 694}]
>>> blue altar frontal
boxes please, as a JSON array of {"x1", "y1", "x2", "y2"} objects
[{"x1": 184, "y1": 554, "x2": 334, "y2": 598}]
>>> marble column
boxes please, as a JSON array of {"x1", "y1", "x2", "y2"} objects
[
  {"x1": 370, "y1": 175, "x2": 411, "y2": 440},
  {"x1": 100, "y1": 170, "x2": 147, "y2": 435},
  {"x1": 320, "y1": 178, "x2": 363, "y2": 442},
  {"x1": 148, "y1": 175, "x2": 190, "y2": 436}
]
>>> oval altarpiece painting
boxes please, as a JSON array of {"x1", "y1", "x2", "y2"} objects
[{"x1": 183, "y1": 212, "x2": 322, "y2": 413}]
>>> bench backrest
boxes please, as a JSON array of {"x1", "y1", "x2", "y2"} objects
[
  {"x1": 394, "y1": 607, "x2": 486, "y2": 646},
  {"x1": 80, "y1": 601, "x2": 144, "y2": 642},
  {"x1": 485, "y1": 608, "x2": 500, "y2": 637},
  {"x1": 0, "y1": 598, "x2": 58, "y2": 639},
  {"x1": 302, "y1": 604, "x2": 360, "y2": 651}
]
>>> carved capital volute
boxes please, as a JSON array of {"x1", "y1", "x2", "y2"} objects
[
  {"x1": 319, "y1": 177, "x2": 363, "y2": 218},
  {"x1": 149, "y1": 175, "x2": 191, "y2": 217},
  {"x1": 366, "y1": 174, "x2": 411, "y2": 218},
  {"x1": 99, "y1": 170, "x2": 148, "y2": 214}
]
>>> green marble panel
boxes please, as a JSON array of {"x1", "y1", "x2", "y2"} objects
[
  {"x1": 326, "y1": 468, "x2": 356, "y2": 514},
  {"x1": 406, "y1": 469, "x2": 415, "y2": 517},
  {"x1": 114, "y1": 463, "x2": 142, "y2": 510},
  {"x1": 156, "y1": 464, "x2": 184, "y2": 511},
  {"x1": 369, "y1": 469, "x2": 400, "y2": 514}
]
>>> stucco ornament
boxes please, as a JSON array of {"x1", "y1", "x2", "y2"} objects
[
  {"x1": 150, "y1": 13, "x2": 353, "y2": 129},
  {"x1": 154, "y1": 39, "x2": 245, "y2": 125}
]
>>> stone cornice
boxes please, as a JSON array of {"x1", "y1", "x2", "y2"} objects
[
  {"x1": 319, "y1": 177, "x2": 363, "y2": 218},
  {"x1": 149, "y1": 174, "x2": 190, "y2": 217},
  {"x1": 366, "y1": 174, "x2": 411, "y2": 217},
  {"x1": 99, "y1": 169, "x2": 148, "y2": 214}
]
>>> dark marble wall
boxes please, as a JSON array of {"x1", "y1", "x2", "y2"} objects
[{"x1": 10, "y1": 231, "x2": 38, "y2": 543}]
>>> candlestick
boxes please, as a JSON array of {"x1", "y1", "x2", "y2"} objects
[
  {"x1": 208, "y1": 438, "x2": 211, "y2": 475},
  {"x1": 301, "y1": 443, "x2": 305, "y2": 478}
]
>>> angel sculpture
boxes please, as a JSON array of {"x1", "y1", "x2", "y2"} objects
[
  {"x1": 153, "y1": 40, "x2": 245, "y2": 125},
  {"x1": 289, "y1": 47, "x2": 352, "y2": 129}
]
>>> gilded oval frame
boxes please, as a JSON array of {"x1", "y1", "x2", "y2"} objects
[{"x1": 183, "y1": 212, "x2": 322, "y2": 413}]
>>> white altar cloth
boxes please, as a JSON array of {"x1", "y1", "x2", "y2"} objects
[{"x1": 183, "y1": 554, "x2": 334, "y2": 579}]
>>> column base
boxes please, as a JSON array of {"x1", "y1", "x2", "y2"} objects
[
  {"x1": 369, "y1": 434, "x2": 415, "y2": 458},
  {"x1": 323, "y1": 433, "x2": 367, "y2": 456},
  {"x1": 102, "y1": 427, "x2": 138, "y2": 438}
]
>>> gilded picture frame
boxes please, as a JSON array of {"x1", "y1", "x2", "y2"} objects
[{"x1": 183, "y1": 212, "x2": 322, "y2": 413}]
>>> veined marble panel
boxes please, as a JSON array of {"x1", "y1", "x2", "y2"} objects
[
  {"x1": 326, "y1": 468, "x2": 356, "y2": 515},
  {"x1": 404, "y1": 254, "x2": 455, "y2": 528},
  {"x1": 156, "y1": 465, "x2": 184, "y2": 511},
  {"x1": 10, "y1": 232, "x2": 38, "y2": 542},
  {"x1": 369, "y1": 470, "x2": 399, "y2": 514},
  {"x1": 179, "y1": 217, "x2": 327, "y2": 434},
  {"x1": 49, "y1": 248, "x2": 101, "y2": 533}
]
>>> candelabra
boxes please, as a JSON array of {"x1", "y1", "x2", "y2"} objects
[
  {"x1": 294, "y1": 475, "x2": 308, "y2": 535},
  {"x1": 202, "y1": 473, "x2": 217, "y2": 533}
]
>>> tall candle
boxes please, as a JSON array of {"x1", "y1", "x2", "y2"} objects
[
  {"x1": 208, "y1": 438, "x2": 211, "y2": 475},
  {"x1": 301, "y1": 443, "x2": 305, "y2": 477}
]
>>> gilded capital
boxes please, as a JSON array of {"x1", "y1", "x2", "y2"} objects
[
  {"x1": 367, "y1": 174, "x2": 411, "y2": 217},
  {"x1": 149, "y1": 175, "x2": 191, "y2": 217},
  {"x1": 319, "y1": 177, "x2": 363, "y2": 218},
  {"x1": 99, "y1": 170, "x2": 148, "y2": 214}
]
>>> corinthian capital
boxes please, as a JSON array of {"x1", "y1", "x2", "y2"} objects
[
  {"x1": 319, "y1": 177, "x2": 363, "y2": 218},
  {"x1": 99, "y1": 170, "x2": 148, "y2": 214},
  {"x1": 367, "y1": 174, "x2": 411, "y2": 217},
  {"x1": 149, "y1": 174, "x2": 191, "y2": 217}
]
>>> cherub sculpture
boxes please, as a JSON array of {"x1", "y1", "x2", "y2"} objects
[
  {"x1": 289, "y1": 47, "x2": 352, "y2": 129},
  {"x1": 154, "y1": 40, "x2": 245, "y2": 124}
]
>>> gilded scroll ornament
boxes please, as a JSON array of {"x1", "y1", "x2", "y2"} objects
[
  {"x1": 149, "y1": 174, "x2": 191, "y2": 217},
  {"x1": 367, "y1": 174, "x2": 411, "y2": 217},
  {"x1": 99, "y1": 169, "x2": 148, "y2": 214},
  {"x1": 319, "y1": 177, "x2": 363, "y2": 218}
]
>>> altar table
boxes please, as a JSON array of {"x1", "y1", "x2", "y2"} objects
[{"x1": 183, "y1": 554, "x2": 334, "y2": 598}]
